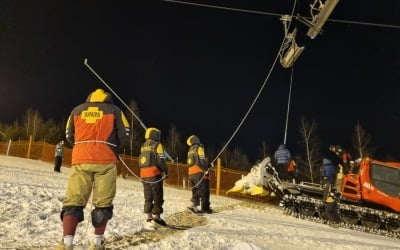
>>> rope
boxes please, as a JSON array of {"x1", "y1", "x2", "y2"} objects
[
  {"x1": 208, "y1": 0, "x2": 298, "y2": 166},
  {"x1": 118, "y1": 155, "x2": 167, "y2": 184},
  {"x1": 74, "y1": 140, "x2": 117, "y2": 147},
  {"x1": 190, "y1": 1, "x2": 299, "y2": 190},
  {"x1": 83, "y1": 58, "x2": 174, "y2": 162}
]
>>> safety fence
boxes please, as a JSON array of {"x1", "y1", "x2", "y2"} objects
[{"x1": 0, "y1": 140, "x2": 272, "y2": 202}]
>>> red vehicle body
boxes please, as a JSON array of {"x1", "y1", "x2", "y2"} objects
[{"x1": 341, "y1": 158, "x2": 400, "y2": 212}]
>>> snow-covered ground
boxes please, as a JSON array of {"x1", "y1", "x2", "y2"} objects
[{"x1": 0, "y1": 155, "x2": 399, "y2": 250}]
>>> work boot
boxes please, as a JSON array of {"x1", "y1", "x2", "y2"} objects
[
  {"x1": 152, "y1": 218, "x2": 167, "y2": 227},
  {"x1": 142, "y1": 219, "x2": 156, "y2": 231},
  {"x1": 328, "y1": 221, "x2": 340, "y2": 228},
  {"x1": 88, "y1": 240, "x2": 105, "y2": 250},
  {"x1": 55, "y1": 241, "x2": 73, "y2": 250},
  {"x1": 189, "y1": 202, "x2": 200, "y2": 213},
  {"x1": 200, "y1": 207, "x2": 213, "y2": 214}
]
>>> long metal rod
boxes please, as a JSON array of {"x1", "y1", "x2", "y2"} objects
[
  {"x1": 84, "y1": 58, "x2": 147, "y2": 130},
  {"x1": 83, "y1": 58, "x2": 174, "y2": 161}
]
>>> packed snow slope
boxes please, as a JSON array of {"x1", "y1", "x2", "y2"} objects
[{"x1": 0, "y1": 155, "x2": 399, "y2": 250}]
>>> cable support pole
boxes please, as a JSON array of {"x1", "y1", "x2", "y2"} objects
[
  {"x1": 83, "y1": 58, "x2": 174, "y2": 162},
  {"x1": 283, "y1": 67, "x2": 294, "y2": 145}
]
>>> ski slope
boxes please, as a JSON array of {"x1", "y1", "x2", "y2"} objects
[{"x1": 0, "y1": 155, "x2": 399, "y2": 250}]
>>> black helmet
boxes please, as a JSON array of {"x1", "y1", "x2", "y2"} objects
[
  {"x1": 186, "y1": 135, "x2": 200, "y2": 146},
  {"x1": 145, "y1": 127, "x2": 161, "y2": 141}
]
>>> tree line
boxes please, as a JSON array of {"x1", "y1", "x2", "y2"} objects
[{"x1": 0, "y1": 105, "x2": 379, "y2": 183}]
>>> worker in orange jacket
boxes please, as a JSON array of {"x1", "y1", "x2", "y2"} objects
[
  {"x1": 58, "y1": 89, "x2": 130, "y2": 250},
  {"x1": 187, "y1": 135, "x2": 212, "y2": 214},
  {"x1": 139, "y1": 127, "x2": 168, "y2": 229},
  {"x1": 287, "y1": 159, "x2": 297, "y2": 183}
]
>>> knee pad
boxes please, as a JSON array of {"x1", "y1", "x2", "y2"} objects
[
  {"x1": 91, "y1": 206, "x2": 113, "y2": 227},
  {"x1": 60, "y1": 206, "x2": 84, "y2": 222}
]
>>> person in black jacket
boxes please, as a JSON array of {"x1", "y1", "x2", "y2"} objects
[
  {"x1": 139, "y1": 127, "x2": 168, "y2": 229},
  {"x1": 54, "y1": 140, "x2": 64, "y2": 172},
  {"x1": 187, "y1": 135, "x2": 212, "y2": 214},
  {"x1": 321, "y1": 145, "x2": 342, "y2": 226}
]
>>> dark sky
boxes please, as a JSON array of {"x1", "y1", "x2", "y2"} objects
[{"x1": 1, "y1": 0, "x2": 400, "y2": 162}]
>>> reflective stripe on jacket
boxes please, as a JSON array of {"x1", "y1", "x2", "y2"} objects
[{"x1": 65, "y1": 90, "x2": 130, "y2": 165}]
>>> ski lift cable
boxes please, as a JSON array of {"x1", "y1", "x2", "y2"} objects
[
  {"x1": 206, "y1": 0, "x2": 299, "y2": 167},
  {"x1": 283, "y1": 67, "x2": 294, "y2": 145},
  {"x1": 164, "y1": 0, "x2": 298, "y2": 189},
  {"x1": 326, "y1": 18, "x2": 400, "y2": 29},
  {"x1": 161, "y1": 0, "x2": 400, "y2": 29},
  {"x1": 161, "y1": 0, "x2": 281, "y2": 17}
]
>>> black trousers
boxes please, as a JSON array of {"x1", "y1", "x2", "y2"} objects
[
  {"x1": 324, "y1": 201, "x2": 341, "y2": 223},
  {"x1": 54, "y1": 156, "x2": 62, "y2": 172},
  {"x1": 189, "y1": 173, "x2": 210, "y2": 210},
  {"x1": 142, "y1": 175, "x2": 164, "y2": 215}
]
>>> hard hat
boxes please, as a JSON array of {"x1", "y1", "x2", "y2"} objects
[
  {"x1": 187, "y1": 135, "x2": 200, "y2": 146},
  {"x1": 145, "y1": 127, "x2": 161, "y2": 141}
]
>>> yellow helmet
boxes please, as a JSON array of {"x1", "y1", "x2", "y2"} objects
[
  {"x1": 145, "y1": 127, "x2": 161, "y2": 141},
  {"x1": 86, "y1": 88, "x2": 113, "y2": 103},
  {"x1": 187, "y1": 135, "x2": 200, "y2": 146}
]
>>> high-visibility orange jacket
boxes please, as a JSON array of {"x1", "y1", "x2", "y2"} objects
[
  {"x1": 187, "y1": 144, "x2": 208, "y2": 175},
  {"x1": 65, "y1": 89, "x2": 130, "y2": 165}
]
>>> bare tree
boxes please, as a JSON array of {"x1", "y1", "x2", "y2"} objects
[
  {"x1": 220, "y1": 146, "x2": 251, "y2": 170},
  {"x1": 126, "y1": 99, "x2": 144, "y2": 156},
  {"x1": 298, "y1": 116, "x2": 321, "y2": 183},
  {"x1": 258, "y1": 140, "x2": 270, "y2": 160},
  {"x1": 352, "y1": 121, "x2": 376, "y2": 159},
  {"x1": 23, "y1": 108, "x2": 43, "y2": 140},
  {"x1": 164, "y1": 124, "x2": 185, "y2": 161}
]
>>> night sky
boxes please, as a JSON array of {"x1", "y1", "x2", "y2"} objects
[{"x1": 1, "y1": 0, "x2": 400, "y2": 162}]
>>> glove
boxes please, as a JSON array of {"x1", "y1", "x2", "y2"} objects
[{"x1": 208, "y1": 162, "x2": 214, "y2": 168}]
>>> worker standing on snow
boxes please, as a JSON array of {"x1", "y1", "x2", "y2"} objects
[
  {"x1": 321, "y1": 145, "x2": 342, "y2": 227},
  {"x1": 58, "y1": 88, "x2": 130, "y2": 250},
  {"x1": 54, "y1": 140, "x2": 64, "y2": 173},
  {"x1": 139, "y1": 127, "x2": 169, "y2": 230},
  {"x1": 274, "y1": 144, "x2": 291, "y2": 181},
  {"x1": 287, "y1": 159, "x2": 297, "y2": 183},
  {"x1": 187, "y1": 135, "x2": 213, "y2": 214}
]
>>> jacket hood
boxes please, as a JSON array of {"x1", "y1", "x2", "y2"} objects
[
  {"x1": 86, "y1": 89, "x2": 114, "y2": 103},
  {"x1": 278, "y1": 144, "x2": 286, "y2": 150}
]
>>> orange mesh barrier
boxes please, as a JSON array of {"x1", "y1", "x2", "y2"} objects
[{"x1": 0, "y1": 140, "x2": 273, "y2": 203}]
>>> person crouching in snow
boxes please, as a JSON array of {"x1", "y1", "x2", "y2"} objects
[
  {"x1": 187, "y1": 135, "x2": 212, "y2": 214},
  {"x1": 139, "y1": 127, "x2": 169, "y2": 229}
]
